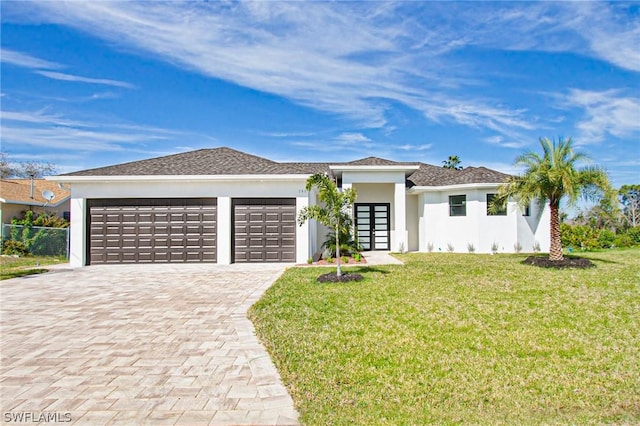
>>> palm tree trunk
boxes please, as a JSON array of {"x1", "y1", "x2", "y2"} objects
[{"x1": 549, "y1": 201, "x2": 563, "y2": 261}]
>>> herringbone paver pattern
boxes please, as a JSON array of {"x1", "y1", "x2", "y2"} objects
[{"x1": 0, "y1": 264, "x2": 298, "y2": 425}]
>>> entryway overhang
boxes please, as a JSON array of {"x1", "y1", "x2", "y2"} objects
[{"x1": 329, "y1": 165, "x2": 419, "y2": 253}]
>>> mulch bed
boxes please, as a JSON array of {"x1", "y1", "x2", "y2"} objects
[
  {"x1": 522, "y1": 256, "x2": 595, "y2": 269},
  {"x1": 317, "y1": 272, "x2": 364, "y2": 283}
]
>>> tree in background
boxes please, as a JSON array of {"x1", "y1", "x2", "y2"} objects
[
  {"x1": 619, "y1": 184, "x2": 640, "y2": 228},
  {"x1": 298, "y1": 173, "x2": 357, "y2": 277},
  {"x1": 574, "y1": 197, "x2": 624, "y2": 232},
  {"x1": 493, "y1": 137, "x2": 611, "y2": 261},
  {"x1": 442, "y1": 155, "x2": 462, "y2": 170},
  {"x1": 0, "y1": 152, "x2": 58, "y2": 178}
]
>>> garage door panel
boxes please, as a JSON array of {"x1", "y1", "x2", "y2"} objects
[
  {"x1": 281, "y1": 224, "x2": 295, "y2": 234},
  {"x1": 281, "y1": 212, "x2": 296, "y2": 221},
  {"x1": 233, "y1": 198, "x2": 296, "y2": 263},
  {"x1": 138, "y1": 238, "x2": 152, "y2": 248},
  {"x1": 88, "y1": 198, "x2": 216, "y2": 265}
]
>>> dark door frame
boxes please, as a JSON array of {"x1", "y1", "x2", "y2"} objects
[{"x1": 354, "y1": 203, "x2": 391, "y2": 251}]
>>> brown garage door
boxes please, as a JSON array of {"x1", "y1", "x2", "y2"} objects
[
  {"x1": 88, "y1": 198, "x2": 217, "y2": 264},
  {"x1": 233, "y1": 198, "x2": 296, "y2": 262}
]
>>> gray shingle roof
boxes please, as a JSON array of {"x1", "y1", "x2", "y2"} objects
[
  {"x1": 63, "y1": 147, "x2": 510, "y2": 185},
  {"x1": 345, "y1": 157, "x2": 420, "y2": 166},
  {"x1": 407, "y1": 164, "x2": 510, "y2": 186}
]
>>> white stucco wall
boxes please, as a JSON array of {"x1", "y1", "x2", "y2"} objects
[
  {"x1": 406, "y1": 194, "x2": 419, "y2": 252},
  {"x1": 66, "y1": 178, "x2": 310, "y2": 267},
  {"x1": 516, "y1": 200, "x2": 550, "y2": 253},
  {"x1": 415, "y1": 185, "x2": 550, "y2": 254},
  {"x1": 61, "y1": 174, "x2": 551, "y2": 266}
]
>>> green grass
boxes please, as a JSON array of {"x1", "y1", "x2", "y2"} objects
[
  {"x1": 0, "y1": 255, "x2": 66, "y2": 280},
  {"x1": 249, "y1": 249, "x2": 640, "y2": 425}
]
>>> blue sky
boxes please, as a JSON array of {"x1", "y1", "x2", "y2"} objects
[{"x1": 1, "y1": 1, "x2": 638, "y2": 187}]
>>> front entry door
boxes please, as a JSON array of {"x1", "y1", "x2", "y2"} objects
[{"x1": 355, "y1": 203, "x2": 390, "y2": 251}]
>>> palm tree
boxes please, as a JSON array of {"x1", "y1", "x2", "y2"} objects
[
  {"x1": 442, "y1": 155, "x2": 462, "y2": 170},
  {"x1": 298, "y1": 173, "x2": 357, "y2": 277},
  {"x1": 493, "y1": 137, "x2": 611, "y2": 261}
]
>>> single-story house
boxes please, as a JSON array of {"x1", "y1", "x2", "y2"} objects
[
  {"x1": 0, "y1": 178, "x2": 71, "y2": 238},
  {"x1": 49, "y1": 147, "x2": 549, "y2": 267}
]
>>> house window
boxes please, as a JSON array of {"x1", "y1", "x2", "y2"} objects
[
  {"x1": 63, "y1": 211, "x2": 71, "y2": 221},
  {"x1": 523, "y1": 203, "x2": 531, "y2": 216},
  {"x1": 449, "y1": 195, "x2": 466, "y2": 216},
  {"x1": 486, "y1": 194, "x2": 506, "y2": 216}
]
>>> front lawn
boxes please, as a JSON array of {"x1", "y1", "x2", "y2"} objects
[
  {"x1": 0, "y1": 255, "x2": 66, "y2": 280},
  {"x1": 249, "y1": 250, "x2": 640, "y2": 425}
]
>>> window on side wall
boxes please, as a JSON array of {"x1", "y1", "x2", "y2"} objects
[
  {"x1": 449, "y1": 195, "x2": 466, "y2": 216},
  {"x1": 523, "y1": 203, "x2": 531, "y2": 216},
  {"x1": 63, "y1": 211, "x2": 71, "y2": 221},
  {"x1": 486, "y1": 194, "x2": 506, "y2": 216}
]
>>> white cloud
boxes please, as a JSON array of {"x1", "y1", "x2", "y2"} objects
[
  {"x1": 3, "y1": 1, "x2": 638, "y2": 142},
  {"x1": 335, "y1": 133, "x2": 372, "y2": 143},
  {"x1": 0, "y1": 109, "x2": 202, "y2": 153},
  {"x1": 0, "y1": 48, "x2": 63, "y2": 69},
  {"x1": 398, "y1": 144, "x2": 432, "y2": 151},
  {"x1": 564, "y1": 89, "x2": 640, "y2": 144},
  {"x1": 35, "y1": 71, "x2": 136, "y2": 89},
  {"x1": 483, "y1": 135, "x2": 527, "y2": 149},
  {"x1": 3, "y1": 1, "x2": 540, "y2": 133}
]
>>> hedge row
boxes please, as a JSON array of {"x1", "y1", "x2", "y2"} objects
[{"x1": 561, "y1": 223, "x2": 640, "y2": 251}]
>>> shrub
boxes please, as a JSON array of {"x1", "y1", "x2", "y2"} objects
[
  {"x1": 12, "y1": 210, "x2": 69, "y2": 228},
  {"x1": 2, "y1": 240, "x2": 29, "y2": 256},
  {"x1": 322, "y1": 229, "x2": 361, "y2": 258},
  {"x1": 561, "y1": 223, "x2": 640, "y2": 251},
  {"x1": 491, "y1": 242, "x2": 499, "y2": 254},
  {"x1": 353, "y1": 253, "x2": 362, "y2": 262},
  {"x1": 597, "y1": 229, "x2": 616, "y2": 249},
  {"x1": 533, "y1": 241, "x2": 541, "y2": 253},
  {"x1": 514, "y1": 242, "x2": 522, "y2": 253},
  {"x1": 561, "y1": 223, "x2": 599, "y2": 250},
  {"x1": 446, "y1": 243, "x2": 454, "y2": 253},
  {"x1": 613, "y1": 234, "x2": 633, "y2": 248},
  {"x1": 341, "y1": 256, "x2": 349, "y2": 264},
  {"x1": 627, "y1": 226, "x2": 640, "y2": 244},
  {"x1": 467, "y1": 243, "x2": 475, "y2": 253},
  {"x1": 427, "y1": 242, "x2": 434, "y2": 253}
]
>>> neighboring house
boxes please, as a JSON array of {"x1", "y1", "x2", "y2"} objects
[
  {"x1": 0, "y1": 179, "x2": 71, "y2": 238},
  {"x1": 49, "y1": 147, "x2": 549, "y2": 267}
]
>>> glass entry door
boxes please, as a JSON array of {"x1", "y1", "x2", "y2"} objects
[{"x1": 355, "y1": 203, "x2": 390, "y2": 251}]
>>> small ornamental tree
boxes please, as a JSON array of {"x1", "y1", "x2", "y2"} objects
[
  {"x1": 298, "y1": 173, "x2": 357, "y2": 277},
  {"x1": 491, "y1": 137, "x2": 612, "y2": 261}
]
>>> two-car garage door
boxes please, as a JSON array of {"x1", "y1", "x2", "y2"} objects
[
  {"x1": 87, "y1": 198, "x2": 296, "y2": 264},
  {"x1": 88, "y1": 198, "x2": 217, "y2": 264}
]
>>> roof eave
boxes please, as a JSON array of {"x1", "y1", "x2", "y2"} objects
[
  {"x1": 1, "y1": 196, "x2": 70, "y2": 207},
  {"x1": 408, "y1": 182, "x2": 503, "y2": 193},
  {"x1": 47, "y1": 174, "x2": 313, "y2": 183},
  {"x1": 329, "y1": 165, "x2": 420, "y2": 178}
]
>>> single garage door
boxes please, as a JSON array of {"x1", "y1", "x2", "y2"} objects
[
  {"x1": 88, "y1": 198, "x2": 217, "y2": 264},
  {"x1": 233, "y1": 198, "x2": 296, "y2": 262}
]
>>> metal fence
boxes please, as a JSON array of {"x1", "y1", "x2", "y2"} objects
[{"x1": 1, "y1": 224, "x2": 70, "y2": 258}]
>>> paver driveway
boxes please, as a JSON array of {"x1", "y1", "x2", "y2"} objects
[{"x1": 0, "y1": 264, "x2": 299, "y2": 425}]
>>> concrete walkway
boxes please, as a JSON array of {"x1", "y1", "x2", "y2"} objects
[
  {"x1": 361, "y1": 251, "x2": 404, "y2": 265},
  {"x1": 0, "y1": 263, "x2": 299, "y2": 425}
]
